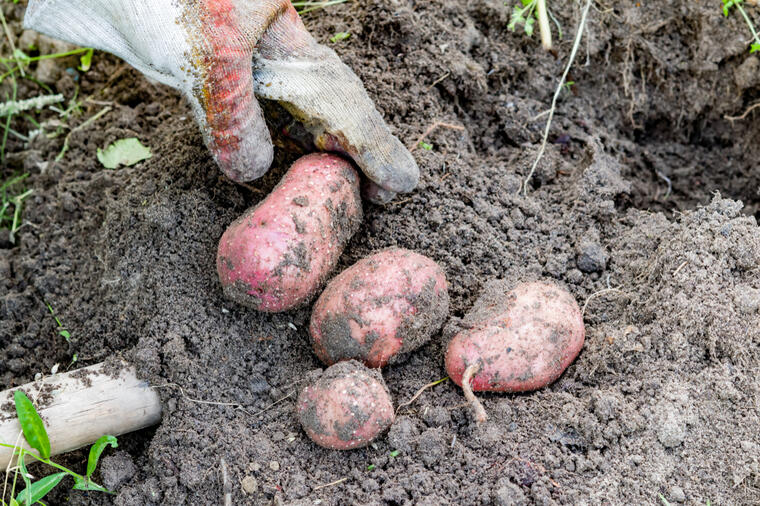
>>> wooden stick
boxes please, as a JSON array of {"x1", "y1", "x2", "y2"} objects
[{"x1": 0, "y1": 362, "x2": 162, "y2": 468}]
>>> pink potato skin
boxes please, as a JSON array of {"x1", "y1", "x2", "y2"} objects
[
  {"x1": 309, "y1": 248, "x2": 449, "y2": 368},
  {"x1": 217, "y1": 153, "x2": 362, "y2": 312},
  {"x1": 445, "y1": 281, "x2": 585, "y2": 392},
  {"x1": 297, "y1": 360, "x2": 395, "y2": 450}
]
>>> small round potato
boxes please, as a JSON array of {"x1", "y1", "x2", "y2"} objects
[
  {"x1": 217, "y1": 153, "x2": 362, "y2": 312},
  {"x1": 309, "y1": 248, "x2": 449, "y2": 368},
  {"x1": 297, "y1": 361, "x2": 395, "y2": 450},
  {"x1": 445, "y1": 280, "x2": 585, "y2": 393}
]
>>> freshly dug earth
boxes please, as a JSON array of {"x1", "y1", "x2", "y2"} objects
[{"x1": 1, "y1": 0, "x2": 760, "y2": 504}]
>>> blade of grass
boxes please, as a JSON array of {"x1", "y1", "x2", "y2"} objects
[{"x1": 13, "y1": 392, "x2": 51, "y2": 460}]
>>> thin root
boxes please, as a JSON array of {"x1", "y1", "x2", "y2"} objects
[
  {"x1": 582, "y1": 288, "x2": 626, "y2": 317},
  {"x1": 395, "y1": 377, "x2": 450, "y2": 414},
  {"x1": 522, "y1": 0, "x2": 593, "y2": 195},
  {"x1": 672, "y1": 260, "x2": 688, "y2": 277},
  {"x1": 462, "y1": 363, "x2": 487, "y2": 423},
  {"x1": 724, "y1": 101, "x2": 760, "y2": 121},
  {"x1": 313, "y1": 477, "x2": 349, "y2": 491},
  {"x1": 239, "y1": 182, "x2": 264, "y2": 194},
  {"x1": 156, "y1": 383, "x2": 252, "y2": 415},
  {"x1": 409, "y1": 121, "x2": 465, "y2": 151}
]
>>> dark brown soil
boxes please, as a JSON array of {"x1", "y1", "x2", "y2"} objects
[{"x1": 2, "y1": 0, "x2": 760, "y2": 504}]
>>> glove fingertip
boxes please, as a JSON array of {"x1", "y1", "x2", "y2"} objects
[
  {"x1": 216, "y1": 141, "x2": 274, "y2": 183},
  {"x1": 355, "y1": 138, "x2": 420, "y2": 194},
  {"x1": 362, "y1": 181, "x2": 397, "y2": 204}
]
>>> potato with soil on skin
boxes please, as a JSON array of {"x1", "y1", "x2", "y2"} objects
[
  {"x1": 445, "y1": 280, "x2": 585, "y2": 423},
  {"x1": 216, "y1": 153, "x2": 362, "y2": 312},
  {"x1": 297, "y1": 360, "x2": 395, "y2": 450},
  {"x1": 309, "y1": 248, "x2": 449, "y2": 368}
]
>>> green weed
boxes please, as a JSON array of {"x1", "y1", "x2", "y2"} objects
[
  {"x1": 723, "y1": 0, "x2": 760, "y2": 52},
  {"x1": 0, "y1": 5, "x2": 95, "y2": 162},
  {"x1": 1, "y1": 391, "x2": 116, "y2": 505},
  {"x1": 45, "y1": 303, "x2": 70, "y2": 342},
  {"x1": 0, "y1": 173, "x2": 31, "y2": 243},
  {"x1": 330, "y1": 31, "x2": 351, "y2": 43}
]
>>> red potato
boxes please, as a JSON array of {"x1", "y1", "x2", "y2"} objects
[
  {"x1": 445, "y1": 280, "x2": 585, "y2": 422},
  {"x1": 309, "y1": 248, "x2": 449, "y2": 368},
  {"x1": 297, "y1": 360, "x2": 395, "y2": 450},
  {"x1": 217, "y1": 153, "x2": 362, "y2": 312}
]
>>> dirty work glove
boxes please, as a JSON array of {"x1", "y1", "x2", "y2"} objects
[{"x1": 23, "y1": 0, "x2": 418, "y2": 201}]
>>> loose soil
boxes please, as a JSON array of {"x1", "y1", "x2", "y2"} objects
[{"x1": 2, "y1": 1, "x2": 760, "y2": 504}]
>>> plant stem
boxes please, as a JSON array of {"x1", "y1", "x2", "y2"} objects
[
  {"x1": 0, "y1": 47, "x2": 92, "y2": 66},
  {"x1": 0, "y1": 443, "x2": 85, "y2": 482},
  {"x1": 536, "y1": 0, "x2": 552, "y2": 50},
  {"x1": 0, "y1": 61, "x2": 17, "y2": 163},
  {"x1": 10, "y1": 189, "x2": 32, "y2": 243},
  {"x1": 0, "y1": 6, "x2": 24, "y2": 78},
  {"x1": 736, "y1": 1, "x2": 760, "y2": 46},
  {"x1": 522, "y1": 0, "x2": 592, "y2": 195}
]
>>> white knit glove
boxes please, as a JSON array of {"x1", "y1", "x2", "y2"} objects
[{"x1": 24, "y1": 0, "x2": 418, "y2": 200}]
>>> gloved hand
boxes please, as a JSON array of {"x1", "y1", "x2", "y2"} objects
[{"x1": 23, "y1": 0, "x2": 419, "y2": 201}]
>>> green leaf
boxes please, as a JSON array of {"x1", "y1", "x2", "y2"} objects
[
  {"x1": 751, "y1": 42, "x2": 760, "y2": 53},
  {"x1": 419, "y1": 141, "x2": 433, "y2": 151},
  {"x1": 15, "y1": 473, "x2": 66, "y2": 506},
  {"x1": 78, "y1": 49, "x2": 94, "y2": 72},
  {"x1": 330, "y1": 32, "x2": 351, "y2": 43},
  {"x1": 508, "y1": 6, "x2": 525, "y2": 31},
  {"x1": 72, "y1": 475, "x2": 111, "y2": 493},
  {"x1": 13, "y1": 391, "x2": 51, "y2": 460},
  {"x1": 389, "y1": 450, "x2": 399, "y2": 458},
  {"x1": 58, "y1": 329, "x2": 70, "y2": 341},
  {"x1": 86, "y1": 435, "x2": 118, "y2": 478},
  {"x1": 524, "y1": 16, "x2": 535, "y2": 36},
  {"x1": 366, "y1": 464, "x2": 375, "y2": 471},
  {"x1": 96, "y1": 138, "x2": 152, "y2": 169}
]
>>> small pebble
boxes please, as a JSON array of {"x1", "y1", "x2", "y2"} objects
[
  {"x1": 669, "y1": 485, "x2": 686, "y2": 503},
  {"x1": 269, "y1": 461, "x2": 280, "y2": 471},
  {"x1": 241, "y1": 476, "x2": 258, "y2": 494}
]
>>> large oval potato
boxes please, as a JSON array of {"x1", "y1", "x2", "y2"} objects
[
  {"x1": 217, "y1": 153, "x2": 362, "y2": 312},
  {"x1": 445, "y1": 280, "x2": 584, "y2": 393},
  {"x1": 297, "y1": 360, "x2": 395, "y2": 450},
  {"x1": 310, "y1": 248, "x2": 449, "y2": 368}
]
